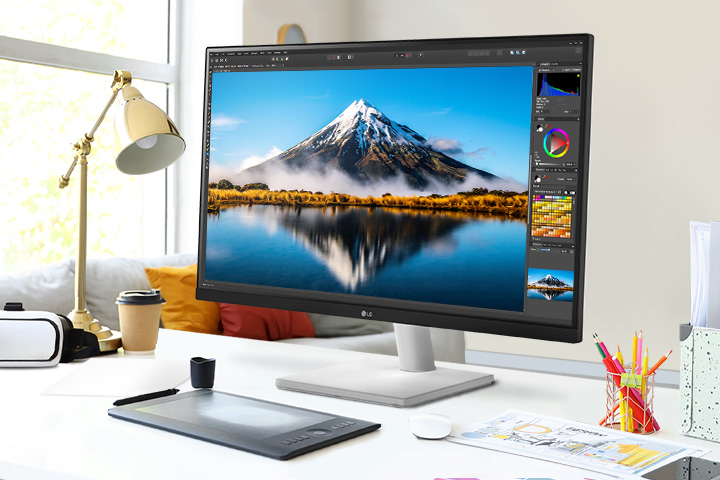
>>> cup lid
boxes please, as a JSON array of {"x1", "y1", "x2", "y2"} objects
[{"x1": 116, "y1": 289, "x2": 166, "y2": 305}]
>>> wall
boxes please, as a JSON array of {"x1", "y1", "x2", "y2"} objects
[
  {"x1": 243, "y1": 0, "x2": 355, "y2": 45},
  {"x1": 237, "y1": 0, "x2": 720, "y2": 371}
]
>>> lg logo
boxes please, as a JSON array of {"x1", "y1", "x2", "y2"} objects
[{"x1": 361, "y1": 310, "x2": 373, "y2": 318}]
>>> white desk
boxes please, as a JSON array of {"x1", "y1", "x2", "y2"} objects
[{"x1": 0, "y1": 329, "x2": 716, "y2": 480}]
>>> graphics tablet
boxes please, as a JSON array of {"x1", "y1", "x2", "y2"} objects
[{"x1": 108, "y1": 389, "x2": 381, "y2": 460}]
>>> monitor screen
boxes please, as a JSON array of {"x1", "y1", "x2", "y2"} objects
[{"x1": 197, "y1": 34, "x2": 593, "y2": 344}]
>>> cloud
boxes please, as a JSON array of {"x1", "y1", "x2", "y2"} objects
[
  {"x1": 237, "y1": 146, "x2": 283, "y2": 171},
  {"x1": 211, "y1": 114, "x2": 246, "y2": 132},
  {"x1": 209, "y1": 146, "x2": 282, "y2": 183},
  {"x1": 208, "y1": 164, "x2": 238, "y2": 183},
  {"x1": 427, "y1": 137, "x2": 464, "y2": 156},
  {"x1": 304, "y1": 90, "x2": 332, "y2": 100},
  {"x1": 427, "y1": 137, "x2": 492, "y2": 160},
  {"x1": 234, "y1": 160, "x2": 526, "y2": 198},
  {"x1": 423, "y1": 107, "x2": 452, "y2": 116},
  {"x1": 466, "y1": 146, "x2": 491, "y2": 158}
]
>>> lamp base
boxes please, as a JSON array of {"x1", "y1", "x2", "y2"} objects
[{"x1": 70, "y1": 309, "x2": 122, "y2": 352}]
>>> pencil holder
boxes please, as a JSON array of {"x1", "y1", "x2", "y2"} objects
[{"x1": 602, "y1": 365, "x2": 656, "y2": 434}]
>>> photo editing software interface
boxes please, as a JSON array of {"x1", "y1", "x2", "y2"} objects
[{"x1": 200, "y1": 36, "x2": 591, "y2": 331}]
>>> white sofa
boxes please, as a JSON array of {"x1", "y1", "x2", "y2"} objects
[{"x1": 0, "y1": 254, "x2": 465, "y2": 363}]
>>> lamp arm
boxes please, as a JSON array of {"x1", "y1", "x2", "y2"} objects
[
  {"x1": 58, "y1": 70, "x2": 132, "y2": 188},
  {"x1": 56, "y1": 70, "x2": 132, "y2": 352}
]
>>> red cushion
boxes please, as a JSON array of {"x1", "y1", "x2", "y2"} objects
[{"x1": 219, "y1": 304, "x2": 315, "y2": 341}]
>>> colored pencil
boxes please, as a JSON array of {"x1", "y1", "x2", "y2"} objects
[
  {"x1": 599, "y1": 404, "x2": 619, "y2": 426},
  {"x1": 594, "y1": 333, "x2": 611, "y2": 358},
  {"x1": 641, "y1": 348, "x2": 649, "y2": 398},
  {"x1": 594, "y1": 334, "x2": 620, "y2": 427},
  {"x1": 647, "y1": 350, "x2": 672, "y2": 375},
  {"x1": 593, "y1": 336, "x2": 606, "y2": 358},
  {"x1": 632, "y1": 331, "x2": 638, "y2": 371},
  {"x1": 616, "y1": 345, "x2": 625, "y2": 369},
  {"x1": 637, "y1": 330, "x2": 643, "y2": 374}
]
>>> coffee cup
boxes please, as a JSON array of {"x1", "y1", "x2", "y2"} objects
[{"x1": 116, "y1": 289, "x2": 165, "y2": 355}]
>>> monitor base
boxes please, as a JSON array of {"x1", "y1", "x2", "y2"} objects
[{"x1": 276, "y1": 356, "x2": 494, "y2": 407}]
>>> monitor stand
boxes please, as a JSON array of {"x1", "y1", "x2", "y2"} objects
[{"x1": 276, "y1": 324, "x2": 494, "y2": 407}]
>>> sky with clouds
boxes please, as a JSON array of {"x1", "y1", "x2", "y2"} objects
[{"x1": 208, "y1": 66, "x2": 534, "y2": 184}]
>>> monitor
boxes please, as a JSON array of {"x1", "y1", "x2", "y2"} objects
[{"x1": 197, "y1": 34, "x2": 594, "y2": 407}]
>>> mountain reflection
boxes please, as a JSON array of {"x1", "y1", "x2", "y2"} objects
[
  {"x1": 264, "y1": 205, "x2": 468, "y2": 290},
  {"x1": 531, "y1": 288, "x2": 572, "y2": 300}
]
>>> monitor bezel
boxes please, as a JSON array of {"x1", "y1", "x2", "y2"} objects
[{"x1": 196, "y1": 34, "x2": 593, "y2": 344}]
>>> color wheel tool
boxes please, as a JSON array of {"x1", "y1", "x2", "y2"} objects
[{"x1": 543, "y1": 128, "x2": 569, "y2": 158}]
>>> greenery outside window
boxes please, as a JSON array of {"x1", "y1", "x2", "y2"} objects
[{"x1": 0, "y1": 1, "x2": 178, "y2": 274}]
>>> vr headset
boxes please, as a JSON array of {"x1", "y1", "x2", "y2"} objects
[{"x1": 0, "y1": 302, "x2": 101, "y2": 367}]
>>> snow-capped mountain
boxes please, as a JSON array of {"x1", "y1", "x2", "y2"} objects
[
  {"x1": 306, "y1": 98, "x2": 428, "y2": 153},
  {"x1": 234, "y1": 99, "x2": 497, "y2": 190},
  {"x1": 529, "y1": 275, "x2": 571, "y2": 289}
]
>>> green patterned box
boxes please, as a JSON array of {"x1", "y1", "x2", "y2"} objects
[{"x1": 680, "y1": 324, "x2": 720, "y2": 443}]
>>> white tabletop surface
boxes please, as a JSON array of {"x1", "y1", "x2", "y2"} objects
[{"x1": 0, "y1": 328, "x2": 716, "y2": 480}]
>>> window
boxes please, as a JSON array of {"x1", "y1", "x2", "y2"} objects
[
  {"x1": 0, "y1": 1, "x2": 178, "y2": 274},
  {"x1": 1, "y1": 0, "x2": 169, "y2": 63}
]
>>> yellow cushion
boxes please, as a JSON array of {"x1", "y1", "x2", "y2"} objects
[{"x1": 144, "y1": 264, "x2": 221, "y2": 334}]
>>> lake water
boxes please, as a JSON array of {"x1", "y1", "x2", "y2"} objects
[
  {"x1": 527, "y1": 289, "x2": 574, "y2": 302},
  {"x1": 205, "y1": 205, "x2": 527, "y2": 311}
]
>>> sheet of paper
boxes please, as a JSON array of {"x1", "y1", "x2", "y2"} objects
[
  {"x1": 435, "y1": 477, "x2": 614, "y2": 480},
  {"x1": 434, "y1": 469, "x2": 622, "y2": 480},
  {"x1": 447, "y1": 410, "x2": 709, "y2": 478},
  {"x1": 435, "y1": 477, "x2": 615, "y2": 480},
  {"x1": 707, "y1": 221, "x2": 720, "y2": 328},
  {"x1": 690, "y1": 221, "x2": 710, "y2": 327},
  {"x1": 42, "y1": 356, "x2": 189, "y2": 397}
]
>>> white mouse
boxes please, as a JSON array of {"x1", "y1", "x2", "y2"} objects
[{"x1": 408, "y1": 413, "x2": 452, "y2": 440}]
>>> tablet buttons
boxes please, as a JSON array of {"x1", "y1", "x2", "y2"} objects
[
  {"x1": 282, "y1": 434, "x2": 313, "y2": 445},
  {"x1": 308, "y1": 429, "x2": 331, "y2": 436}
]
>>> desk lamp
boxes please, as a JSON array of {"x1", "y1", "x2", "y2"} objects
[{"x1": 58, "y1": 70, "x2": 185, "y2": 352}]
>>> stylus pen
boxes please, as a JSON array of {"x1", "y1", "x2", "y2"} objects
[{"x1": 113, "y1": 388, "x2": 180, "y2": 407}]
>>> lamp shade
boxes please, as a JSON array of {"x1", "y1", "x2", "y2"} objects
[{"x1": 114, "y1": 86, "x2": 185, "y2": 175}]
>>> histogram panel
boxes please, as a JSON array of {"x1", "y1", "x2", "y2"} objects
[{"x1": 536, "y1": 73, "x2": 581, "y2": 97}]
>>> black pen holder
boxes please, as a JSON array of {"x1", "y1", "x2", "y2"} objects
[{"x1": 191, "y1": 357, "x2": 216, "y2": 389}]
